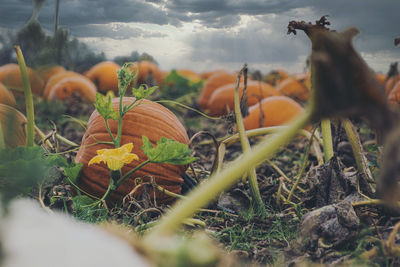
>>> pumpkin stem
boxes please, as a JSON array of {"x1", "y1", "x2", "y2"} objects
[
  {"x1": 144, "y1": 109, "x2": 312, "y2": 240},
  {"x1": 14, "y1": 45, "x2": 35, "y2": 147},
  {"x1": 233, "y1": 64, "x2": 266, "y2": 217}
]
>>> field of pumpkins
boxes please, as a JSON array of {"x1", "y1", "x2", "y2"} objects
[{"x1": 2, "y1": 15, "x2": 400, "y2": 267}]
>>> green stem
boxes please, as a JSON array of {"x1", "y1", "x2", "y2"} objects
[
  {"x1": 286, "y1": 131, "x2": 313, "y2": 203},
  {"x1": 321, "y1": 118, "x2": 334, "y2": 162},
  {"x1": 144, "y1": 110, "x2": 312, "y2": 241},
  {"x1": 0, "y1": 123, "x2": 5, "y2": 149},
  {"x1": 341, "y1": 118, "x2": 375, "y2": 188},
  {"x1": 233, "y1": 68, "x2": 266, "y2": 216},
  {"x1": 104, "y1": 118, "x2": 117, "y2": 145},
  {"x1": 116, "y1": 160, "x2": 150, "y2": 188},
  {"x1": 83, "y1": 178, "x2": 115, "y2": 207},
  {"x1": 14, "y1": 45, "x2": 35, "y2": 147},
  {"x1": 55, "y1": 133, "x2": 79, "y2": 147},
  {"x1": 115, "y1": 94, "x2": 124, "y2": 148},
  {"x1": 156, "y1": 100, "x2": 220, "y2": 120}
]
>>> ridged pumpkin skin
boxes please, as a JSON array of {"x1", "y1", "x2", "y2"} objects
[
  {"x1": 85, "y1": 61, "x2": 120, "y2": 94},
  {"x1": 0, "y1": 63, "x2": 44, "y2": 95},
  {"x1": 207, "y1": 81, "x2": 281, "y2": 116},
  {"x1": 46, "y1": 75, "x2": 97, "y2": 102},
  {"x1": 277, "y1": 77, "x2": 310, "y2": 102},
  {"x1": 43, "y1": 71, "x2": 86, "y2": 99},
  {"x1": 198, "y1": 71, "x2": 236, "y2": 110},
  {"x1": 75, "y1": 97, "x2": 189, "y2": 203},
  {"x1": 243, "y1": 96, "x2": 305, "y2": 130},
  {"x1": 0, "y1": 82, "x2": 16, "y2": 107},
  {"x1": 0, "y1": 104, "x2": 27, "y2": 148}
]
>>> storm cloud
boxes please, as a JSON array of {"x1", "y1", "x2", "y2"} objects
[{"x1": 0, "y1": 0, "x2": 398, "y2": 72}]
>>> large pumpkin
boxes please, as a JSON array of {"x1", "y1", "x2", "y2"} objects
[
  {"x1": 198, "y1": 71, "x2": 236, "y2": 110},
  {"x1": 0, "y1": 63, "x2": 44, "y2": 95},
  {"x1": 85, "y1": 61, "x2": 120, "y2": 94},
  {"x1": 207, "y1": 81, "x2": 281, "y2": 116},
  {"x1": 0, "y1": 82, "x2": 16, "y2": 107},
  {"x1": 75, "y1": 97, "x2": 190, "y2": 203},
  {"x1": 243, "y1": 96, "x2": 305, "y2": 130},
  {"x1": 45, "y1": 75, "x2": 97, "y2": 102},
  {"x1": 0, "y1": 104, "x2": 27, "y2": 148}
]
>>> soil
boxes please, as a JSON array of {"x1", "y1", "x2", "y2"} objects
[{"x1": 31, "y1": 94, "x2": 400, "y2": 266}]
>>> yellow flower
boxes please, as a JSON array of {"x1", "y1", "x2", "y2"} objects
[{"x1": 88, "y1": 143, "x2": 139, "y2": 171}]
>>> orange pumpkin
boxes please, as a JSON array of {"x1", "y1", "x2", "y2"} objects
[
  {"x1": 36, "y1": 65, "x2": 66, "y2": 86},
  {"x1": 198, "y1": 71, "x2": 237, "y2": 110},
  {"x1": 43, "y1": 71, "x2": 84, "y2": 99},
  {"x1": 75, "y1": 97, "x2": 189, "y2": 204},
  {"x1": 243, "y1": 96, "x2": 305, "y2": 130},
  {"x1": 0, "y1": 82, "x2": 16, "y2": 107},
  {"x1": 0, "y1": 63, "x2": 44, "y2": 95},
  {"x1": 207, "y1": 81, "x2": 282, "y2": 116},
  {"x1": 135, "y1": 61, "x2": 164, "y2": 86},
  {"x1": 45, "y1": 75, "x2": 97, "y2": 102},
  {"x1": 0, "y1": 104, "x2": 27, "y2": 148},
  {"x1": 85, "y1": 61, "x2": 120, "y2": 94},
  {"x1": 277, "y1": 76, "x2": 310, "y2": 102}
]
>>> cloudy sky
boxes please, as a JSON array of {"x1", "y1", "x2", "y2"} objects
[{"x1": 0, "y1": 0, "x2": 399, "y2": 74}]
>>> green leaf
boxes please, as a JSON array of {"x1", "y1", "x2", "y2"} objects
[
  {"x1": 94, "y1": 93, "x2": 119, "y2": 120},
  {"x1": 63, "y1": 162, "x2": 83, "y2": 184},
  {"x1": 160, "y1": 70, "x2": 203, "y2": 99},
  {"x1": 0, "y1": 146, "x2": 65, "y2": 206},
  {"x1": 132, "y1": 84, "x2": 158, "y2": 100},
  {"x1": 72, "y1": 195, "x2": 95, "y2": 206},
  {"x1": 141, "y1": 136, "x2": 198, "y2": 165}
]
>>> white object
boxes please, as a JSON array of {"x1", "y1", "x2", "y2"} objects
[{"x1": 0, "y1": 198, "x2": 150, "y2": 267}]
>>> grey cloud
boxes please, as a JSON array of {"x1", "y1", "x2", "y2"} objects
[{"x1": 187, "y1": 11, "x2": 311, "y2": 66}]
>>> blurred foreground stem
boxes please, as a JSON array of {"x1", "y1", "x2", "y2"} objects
[
  {"x1": 144, "y1": 109, "x2": 312, "y2": 241},
  {"x1": 14, "y1": 45, "x2": 35, "y2": 147}
]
